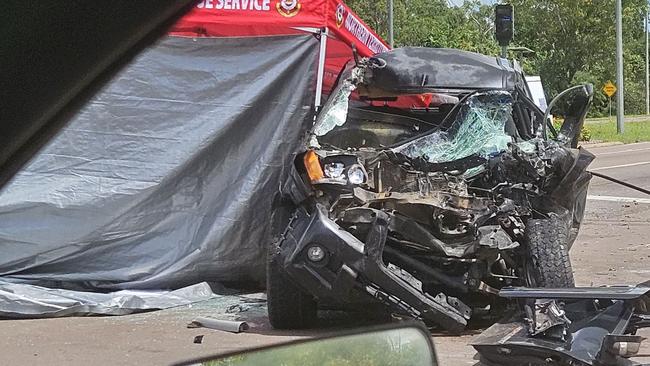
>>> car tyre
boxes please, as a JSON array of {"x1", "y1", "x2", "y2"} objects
[
  {"x1": 524, "y1": 215, "x2": 575, "y2": 288},
  {"x1": 267, "y1": 241, "x2": 318, "y2": 329}
]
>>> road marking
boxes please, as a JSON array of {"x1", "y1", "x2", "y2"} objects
[
  {"x1": 597, "y1": 147, "x2": 650, "y2": 156},
  {"x1": 587, "y1": 195, "x2": 650, "y2": 204},
  {"x1": 591, "y1": 161, "x2": 650, "y2": 171}
]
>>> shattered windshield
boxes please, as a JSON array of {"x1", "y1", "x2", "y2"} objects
[
  {"x1": 312, "y1": 77, "x2": 358, "y2": 138},
  {"x1": 393, "y1": 91, "x2": 514, "y2": 163},
  {"x1": 310, "y1": 68, "x2": 454, "y2": 150},
  {"x1": 311, "y1": 72, "x2": 515, "y2": 161}
]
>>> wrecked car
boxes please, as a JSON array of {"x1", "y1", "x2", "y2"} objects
[{"x1": 267, "y1": 47, "x2": 595, "y2": 332}]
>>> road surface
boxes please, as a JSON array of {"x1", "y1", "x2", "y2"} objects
[{"x1": 1, "y1": 143, "x2": 650, "y2": 365}]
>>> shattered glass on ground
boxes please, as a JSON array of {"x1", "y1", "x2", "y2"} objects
[{"x1": 393, "y1": 91, "x2": 514, "y2": 163}]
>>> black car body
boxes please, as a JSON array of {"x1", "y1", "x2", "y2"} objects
[{"x1": 267, "y1": 47, "x2": 595, "y2": 332}]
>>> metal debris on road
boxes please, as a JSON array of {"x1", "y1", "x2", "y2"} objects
[{"x1": 188, "y1": 317, "x2": 250, "y2": 334}]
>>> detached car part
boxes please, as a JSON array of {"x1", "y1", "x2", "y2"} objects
[
  {"x1": 473, "y1": 285, "x2": 650, "y2": 366},
  {"x1": 268, "y1": 47, "x2": 595, "y2": 332}
]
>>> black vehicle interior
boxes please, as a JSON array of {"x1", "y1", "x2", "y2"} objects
[{"x1": 318, "y1": 86, "x2": 546, "y2": 152}]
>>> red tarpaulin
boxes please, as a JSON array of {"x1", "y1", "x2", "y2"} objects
[
  {"x1": 170, "y1": 0, "x2": 389, "y2": 100},
  {"x1": 169, "y1": 1, "x2": 446, "y2": 108},
  {"x1": 171, "y1": 0, "x2": 389, "y2": 54}
]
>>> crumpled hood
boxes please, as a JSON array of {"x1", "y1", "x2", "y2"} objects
[{"x1": 359, "y1": 47, "x2": 521, "y2": 97}]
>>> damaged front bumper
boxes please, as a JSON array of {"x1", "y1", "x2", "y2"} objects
[
  {"x1": 472, "y1": 286, "x2": 650, "y2": 366},
  {"x1": 274, "y1": 203, "x2": 471, "y2": 333}
]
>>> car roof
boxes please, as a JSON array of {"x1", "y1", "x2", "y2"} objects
[{"x1": 359, "y1": 47, "x2": 521, "y2": 97}]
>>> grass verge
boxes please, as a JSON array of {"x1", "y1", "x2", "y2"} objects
[{"x1": 585, "y1": 119, "x2": 650, "y2": 143}]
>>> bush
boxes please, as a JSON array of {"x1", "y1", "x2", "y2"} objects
[
  {"x1": 550, "y1": 118, "x2": 591, "y2": 142},
  {"x1": 580, "y1": 126, "x2": 592, "y2": 142}
]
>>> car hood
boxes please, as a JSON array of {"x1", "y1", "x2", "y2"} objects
[{"x1": 358, "y1": 47, "x2": 522, "y2": 98}]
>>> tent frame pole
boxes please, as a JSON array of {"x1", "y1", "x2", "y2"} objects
[{"x1": 314, "y1": 27, "x2": 328, "y2": 113}]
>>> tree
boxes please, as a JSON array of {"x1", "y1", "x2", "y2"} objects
[{"x1": 346, "y1": 0, "x2": 650, "y2": 117}]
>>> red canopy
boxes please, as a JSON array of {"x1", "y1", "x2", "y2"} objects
[
  {"x1": 171, "y1": 0, "x2": 389, "y2": 54},
  {"x1": 169, "y1": 1, "x2": 447, "y2": 109},
  {"x1": 170, "y1": 0, "x2": 389, "y2": 98}
]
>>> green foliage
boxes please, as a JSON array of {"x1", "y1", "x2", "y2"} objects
[
  {"x1": 581, "y1": 125, "x2": 592, "y2": 141},
  {"x1": 586, "y1": 119, "x2": 650, "y2": 143},
  {"x1": 552, "y1": 119, "x2": 592, "y2": 142},
  {"x1": 347, "y1": 0, "x2": 500, "y2": 54},
  {"x1": 203, "y1": 329, "x2": 432, "y2": 366},
  {"x1": 346, "y1": 0, "x2": 650, "y2": 118}
]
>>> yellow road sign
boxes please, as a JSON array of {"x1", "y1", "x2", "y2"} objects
[{"x1": 603, "y1": 81, "x2": 617, "y2": 97}]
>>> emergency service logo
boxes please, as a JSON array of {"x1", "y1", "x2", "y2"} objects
[
  {"x1": 335, "y1": 4, "x2": 346, "y2": 28},
  {"x1": 276, "y1": 0, "x2": 301, "y2": 17}
]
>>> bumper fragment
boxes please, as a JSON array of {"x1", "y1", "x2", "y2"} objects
[
  {"x1": 276, "y1": 204, "x2": 470, "y2": 332},
  {"x1": 472, "y1": 286, "x2": 650, "y2": 366}
]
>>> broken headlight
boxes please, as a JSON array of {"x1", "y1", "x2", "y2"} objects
[
  {"x1": 347, "y1": 165, "x2": 366, "y2": 185},
  {"x1": 303, "y1": 150, "x2": 367, "y2": 187},
  {"x1": 324, "y1": 162, "x2": 346, "y2": 179}
]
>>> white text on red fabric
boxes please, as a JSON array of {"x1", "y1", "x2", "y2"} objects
[
  {"x1": 196, "y1": 0, "x2": 272, "y2": 11},
  {"x1": 343, "y1": 12, "x2": 389, "y2": 54}
]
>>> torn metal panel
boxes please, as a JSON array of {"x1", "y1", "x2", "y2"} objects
[{"x1": 473, "y1": 287, "x2": 650, "y2": 366}]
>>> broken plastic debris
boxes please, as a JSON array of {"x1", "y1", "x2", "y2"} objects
[
  {"x1": 394, "y1": 91, "x2": 514, "y2": 164},
  {"x1": 187, "y1": 317, "x2": 250, "y2": 333}
]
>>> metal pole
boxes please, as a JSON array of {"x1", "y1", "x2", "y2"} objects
[
  {"x1": 501, "y1": 46, "x2": 508, "y2": 59},
  {"x1": 646, "y1": 6, "x2": 649, "y2": 115},
  {"x1": 644, "y1": 4, "x2": 650, "y2": 115},
  {"x1": 314, "y1": 28, "x2": 328, "y2": 113},
  {"x1": 609, "y1": 97, "x2": 612, "y2": 120},
  {"x1": 616, "y1": 0, "x2": 625, "y2": 133},
  {"x1": 388, "y1": 0, "x2": 394, "y2": 47}
]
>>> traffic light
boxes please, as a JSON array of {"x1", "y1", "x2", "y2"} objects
[{"x1": 495, "y1": 4, "x2": 514, "y2": 47}]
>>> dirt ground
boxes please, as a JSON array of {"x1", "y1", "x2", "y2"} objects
[{"x1": 1, "y1": 143, "x2": 650, "y2": 365}]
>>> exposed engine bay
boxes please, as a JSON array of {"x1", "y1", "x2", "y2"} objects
[{"x1": 268, "y1": 48, "x2": 596, "y2": 332}]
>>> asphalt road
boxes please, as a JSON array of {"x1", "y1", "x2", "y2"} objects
[{"x1": 1, "y1": 143, "x2": 650, "y2": 365}]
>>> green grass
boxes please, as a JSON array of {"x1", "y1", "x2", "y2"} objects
[{"x1": 584, "y1": 118, "x2": 650, "y2": 143}]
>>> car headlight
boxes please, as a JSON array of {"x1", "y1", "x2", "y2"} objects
[
  {"x1": 324, "y1": 162, "x2": 346, "y2": 179},
  {"x1": 303, "y1": 150, "x2": 367, "y2": 186},
  {"x1": 347, "y1": 165, "x2": 366, "y2": 185}
]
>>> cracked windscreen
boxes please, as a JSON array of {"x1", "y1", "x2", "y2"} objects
[
  {"x1": 392, "y1": 91, "x2": 515, "y2": 163},
  {"x1": 311, "y1": 74, "x2": 451, "y2": 150}
]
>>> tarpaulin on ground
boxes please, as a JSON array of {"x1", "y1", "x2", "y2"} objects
[
  {"x1": 0, "y1": 34, "x2": 318, "y2": 306},
  {"x1": 0, "y1": 281, "x2": 216, "y2": 318}
]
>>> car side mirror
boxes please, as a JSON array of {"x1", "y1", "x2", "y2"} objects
[
  {"x1": 543, "y1": 84, "x2": 594, "y2": 148},
  {"x1": 176, "y1": 323, "x2": 437, "y2": 366}
]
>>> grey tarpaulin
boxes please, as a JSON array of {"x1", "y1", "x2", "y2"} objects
[
  {"x1": 0, "y1": 34, "x2": 318, "y2": 316},
  {"x1": 0, "y1": 280, "x2": 216, "y2": 318}
]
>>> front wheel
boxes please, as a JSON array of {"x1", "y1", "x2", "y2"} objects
[
  {"x1": 267, "y1": 241, "x2": 318, "y2": 329},
  {"x1": 524, "y1": 216, "x2": 575, "y2": 288}
]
